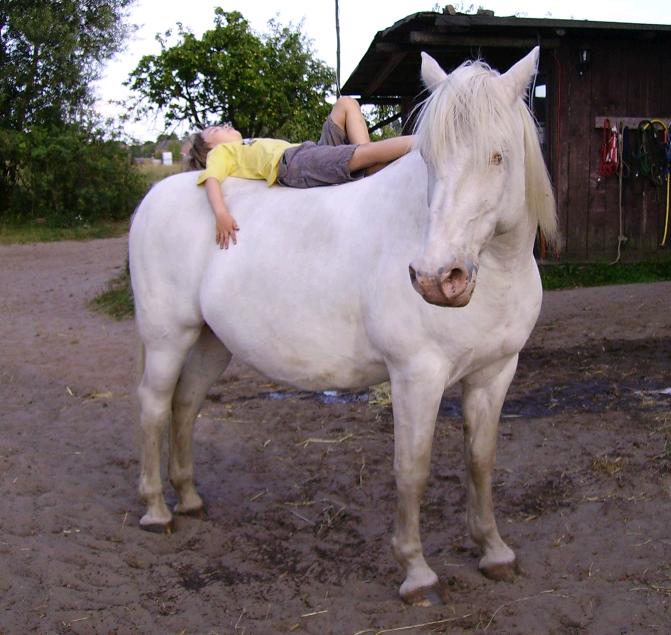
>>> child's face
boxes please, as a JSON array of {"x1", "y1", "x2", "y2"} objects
[{"x1": 202, "y1": 123, "x2": 242, "y2": 148}]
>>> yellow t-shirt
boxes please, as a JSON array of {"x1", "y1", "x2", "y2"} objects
[{"x1": 196, "y1": 139, "x2": 299, "y2": 186}]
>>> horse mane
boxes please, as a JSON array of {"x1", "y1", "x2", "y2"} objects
[
  {"x1": 414, "y1": 59, "x2": 558, "y2": 247},
  {"x1": 521, "y1": 100, "x2": 558, "y2": 247}
]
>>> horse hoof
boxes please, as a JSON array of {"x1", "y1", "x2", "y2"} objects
[
  {"x1": 175, "y1": 504, "x2": 206, "y2": 519},
  {"x1": 480, "y1": 559, "x2": 518, "y2": 582},
  {"x1": 401, "y1": 582, "x2": 449, "y2": 606},
  {"x1": 140, "y1": 519, "x2": 175, "y2": 535}
]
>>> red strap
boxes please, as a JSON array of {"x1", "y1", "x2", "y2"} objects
[{"x1": 599, "y1": 119, "x2": 619, "y2": 177}]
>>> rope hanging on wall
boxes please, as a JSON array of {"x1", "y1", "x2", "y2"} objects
[
  {"x1": 636, "y1": 120, "x2": 667, "y2": 187},
  {"x1": 598, "y1": 118, "x2": 671, "y2": 257},
  {"x1": 658, "y1": 121, "x2": 671, "y2": 247},
  {"x1": 600, "y1": 119, "x2": 668, "y2": 184}
]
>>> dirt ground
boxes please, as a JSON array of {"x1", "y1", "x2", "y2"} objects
[{"x1": 1, "y1": 236, "x2": 670, "y2": 635}]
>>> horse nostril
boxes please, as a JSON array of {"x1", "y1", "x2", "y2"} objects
[
  {"x1": 444, "y1": 267, "x2": 466, "y2": 284},
  {"x1": 439, "y1": 266, "x2": 469, "y2": 298},
  {"x1": 408, "y1": 265, "x2": 417, "y2": 284}
]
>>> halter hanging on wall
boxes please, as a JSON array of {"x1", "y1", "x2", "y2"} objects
[
  {"x1": 598, "y1": 119, "x2": 619, "y2": 177},
  {"x1": 595, "y1": 116, "x2": 671, "y2": 254}
]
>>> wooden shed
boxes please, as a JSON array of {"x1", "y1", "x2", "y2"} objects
[{"x1": 342, "y1": 9, "x2": 671, "y2": 262}]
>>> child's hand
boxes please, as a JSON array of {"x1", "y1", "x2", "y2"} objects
[{"x1": 215, "y1": 211, "x2": 239, "y2": 249}]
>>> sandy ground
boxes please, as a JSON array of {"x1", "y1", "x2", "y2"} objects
[{"x1": 1, "y1": 236, "x2": 670, "y2": 634}]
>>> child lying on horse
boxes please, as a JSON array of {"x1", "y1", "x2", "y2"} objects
[{"x1": 188, "y1": 97, "x2": 414, "y2": 249}]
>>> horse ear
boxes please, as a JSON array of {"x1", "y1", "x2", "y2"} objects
[
  {"x1": 500, "y1": 46, "x2": 539, "y2": 102},
  {"x1": 421, "y1": 52, "x2": 447, "y2": 92}
]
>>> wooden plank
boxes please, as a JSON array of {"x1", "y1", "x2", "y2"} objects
[
  {"x1": 643, "y1": 42, "x2": 665, "y2": 252},
  {"x1": 364, "y1": 51, "x2": 407, "y2": 95},
  {"x1": 563, "y1": 43, "x2": 592, "y2": 260},
  {"x1": 374, "y1": 42, "x2": 403, "y2": 55},
  {"x1": 622, "y1": 43, "x2": 650, "y2": 254},
  {"x1": 594, "y1": 116, "x2": 671, "y2": 128},
  {"x1": 408, "y1": 32, "x2": 560, "y2": 49},
  {"x1": 551, "y1": 46, "x2": 571, "y2": 259},
  {"x1": 657, "y1": 42, "x2": 671, "y2": 250},
  {"x1": 433, "y1": 14, "x2": 671, "y2": 34},
  {"x1": 588, "y1": 41, "x2": 627, "y2": 261},
  {"x1": 587, "y1": 44, "x2": 608, "y2": 259}
]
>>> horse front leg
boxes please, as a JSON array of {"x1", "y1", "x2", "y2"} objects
[
  {"x1": 461, "y1": 354, "x2": 519, "y2": 580},
  {"x1": 389, "y1": 359, "x2": 447, "y2": 605}
]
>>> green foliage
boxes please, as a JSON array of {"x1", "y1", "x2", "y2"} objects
[
  {"x1": 129, "y1": 140, "x2": 158, "y2": 160},
  {"x1": 125, "y1": 9, "x2": 335, "y2": 141},
  {"x1": 165, "y1": 139, "x2": 182, "y2": 162},
  {"x1": 0, "y1": 220, "x2": 129, "y2": 244},
  {"x1": 0, "y1": 125, "x2": 145, "y2": 225},
  {"x1": 90, "y1": 262, "x2": 134, "y2": 320},
  {"x1": 0, "y1": 0, "x2": 135, "y2": 131},
  {"x1": 540, "y1": 261, "x2": 671, "y2": 289},
  {"x1": 363, "y1": 104, "x2": 404, "y2": 140},
  {"x1": 0, "y1": 0, "x2": 140, "y2": 224},
  {"x1": 129, "y1": 134, "x2": 184, "y2": 161},
  {"x1": 135, "y1": 162, "x2": 183, "y2": 188}
]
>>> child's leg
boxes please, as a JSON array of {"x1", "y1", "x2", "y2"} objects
[
  {"x1": 329, "y1": 96, "x2": 370, "y2": 144},
  {"x1": 349, "y1": 136, "x2": 415, "y2": 173}
]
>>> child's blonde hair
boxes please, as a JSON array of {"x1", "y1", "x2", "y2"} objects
[{"x1": 187, "y1": 132, "x2": 210, "y2": 170}]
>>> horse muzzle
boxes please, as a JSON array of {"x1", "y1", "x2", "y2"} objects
[{"x1": 408, "y1": 260, "x2": 478, "y2": 307}]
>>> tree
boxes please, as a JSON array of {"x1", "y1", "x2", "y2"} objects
[
  {"x1": 364, "y1": 104, "x2": 404, "y2": 140},
  {"x1": 0, "y1": 0, "x2": 136, "y2": 131},
  {"x1": 0, "y1": 0, "x2": 141, "y2": 223},
  {"x1": 125, "y1": 10, "x2": 335, "y2": 141}
]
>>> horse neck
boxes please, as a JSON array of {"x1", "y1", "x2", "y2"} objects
[{"x1": 484, "y1": 210, "x2": 538, "y2": 272}]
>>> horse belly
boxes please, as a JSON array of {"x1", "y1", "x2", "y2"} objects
[
  {"x1": 244, "y1": 346, "x2": 388, "y2": 392},
  {"x1": 209, "y1": 313, "x2": 388, "y2": 391},
  {"x1": 200, "y1": 256, "x2": 387, "y2": 391}
]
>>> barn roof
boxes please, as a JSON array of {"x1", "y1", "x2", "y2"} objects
[{"x1": 341, "y1": 10, "x2": 671, "y2": 103}]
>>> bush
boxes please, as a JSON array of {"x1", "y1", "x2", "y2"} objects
[{"x1": 0, "y1": 124, "x2": 146, "y2": 226}]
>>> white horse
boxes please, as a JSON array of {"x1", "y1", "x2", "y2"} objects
[{"x1": 129, "y1": 48, "x2": 556, "y2": 605}]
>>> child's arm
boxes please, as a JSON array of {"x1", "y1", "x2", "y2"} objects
[{"x1": 204, "y1": 177, "x2": 239, "y2": 249}]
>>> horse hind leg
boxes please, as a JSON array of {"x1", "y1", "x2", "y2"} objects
[
  {"x1": 169, "y1": 325, "x2": 232, "y2": 517},
  {"x1": 137, "y1": 327, "x2": 201, "y2": 532},
  {"x1": 461, "y1": 354, "x2": 519, "y2": 581}
]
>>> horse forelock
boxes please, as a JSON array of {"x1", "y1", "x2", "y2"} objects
[
  {"x1": 414, "y1": 59, "x2": 557, "y2": 245},
  {"x1": 414, "y1": 60, "x2": 513, "y2": 169}
]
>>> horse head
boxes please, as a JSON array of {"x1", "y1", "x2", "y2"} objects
[{"x1": 410, "y1": 48, "x2": 556, "y2": 307}]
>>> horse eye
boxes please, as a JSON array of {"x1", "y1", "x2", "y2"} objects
[{"x1": 490, "y1": 152, "x2": 503, "y2": 166}]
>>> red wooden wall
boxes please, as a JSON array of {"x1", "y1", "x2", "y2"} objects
[{"x1": 549, "y1": 38, "x2": 671, "y2": 261}]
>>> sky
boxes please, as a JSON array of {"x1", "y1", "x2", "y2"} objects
[{"x1": 95, "y1": 0, "x2": 670, "y2": 141}]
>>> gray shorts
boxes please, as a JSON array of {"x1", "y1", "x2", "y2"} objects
[{"x1": 277, "y1": 116, "x2": 364, "y2": 188}]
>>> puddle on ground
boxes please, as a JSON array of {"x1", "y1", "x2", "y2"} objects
[
  {"x1": 253, "y1": 379, "x2": 671, "y2": 419},
  {"x1": 209, "y1": 376, "x2": 671, "y2": 418},
  {"x1": 440, "y1": 380, "x2": 671, "y2": 419},
  {"x1": 448, "y1": 378, "x2": 671, "y2": 418},
  {"x1": 264, "y1": 389, "x2": 369, "y2": 405}
]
